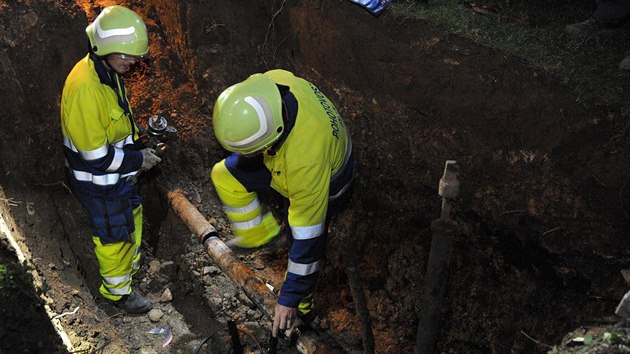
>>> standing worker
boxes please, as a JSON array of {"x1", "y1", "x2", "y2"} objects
[
  {"x1": 210, "y1": 69, "x2": 354, "y2": 337},
  {"x1": 60, "y1": 5, "x2": 162, "y2": 314}
]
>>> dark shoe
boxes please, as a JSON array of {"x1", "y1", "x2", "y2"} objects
[
  {"x1": 288, "y1": 311, "x2": 318, "y2": 345},
  {"x1": 111, "y1": 292, "x2": 152, "y2": 314},
  {"x1": 616, "y1": 290, "x2": 630, "y2": 318},
  {"x1": 565, "y1": 18, "x2": 598, "y2": 38}
]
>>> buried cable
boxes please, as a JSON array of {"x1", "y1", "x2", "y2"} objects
[
  {"x1": 195, "y1": 335, "x2": 212, "y2": 354},
  {"x1": 228, "y1": 319, "x2": 243, "y2": 354},
  {"x1": 336, "y1": 205, "x2": 375, "y2": 353},
  {"x1": 269, "y1": 333, "x2": 279, "y2": 354}
]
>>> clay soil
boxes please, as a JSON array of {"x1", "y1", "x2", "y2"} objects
[{"x1": 2, "y1": 0, "x2": 630, "y2": 353}]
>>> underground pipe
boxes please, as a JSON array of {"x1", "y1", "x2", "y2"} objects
[
  {"x1": 167, "y1": 189, "x2": 337, "y2": 353},
  {"x1": 168, "y1": 189, "x2": 275, "y2": 315}
]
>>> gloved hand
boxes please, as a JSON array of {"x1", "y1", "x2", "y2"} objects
[{"x1": 140, "y1": 148, "x2": 162, "y2": 171}]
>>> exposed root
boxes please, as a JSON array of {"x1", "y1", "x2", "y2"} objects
[
  {"x1": 520, "y1": 330, "x2": 554, "y2": 349},
  {"x1": 262, "y1": 0, "x2": 288, "y2": 66},
  {"x1": 0, "y1": 197, "x2": 20, "y2": 206}
]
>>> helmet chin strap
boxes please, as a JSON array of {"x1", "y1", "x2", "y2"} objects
[
  {"x1": 87, "y1": 39, "x2": 118, "y2": 72},
  {"x1": 88, "y1": 51, "x2": 113, "y2": 72},
  {"x1": 89, "y1": 50, "x2": 136, "y2": 139},
  {"x1": 267, "y1": 91, "x2": 298, "y2": 156},
  {"x1": 102, "y1": 57, "x2": 113, "y2": 71}
]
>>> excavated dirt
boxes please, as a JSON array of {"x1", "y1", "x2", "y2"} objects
[{"x1": 2, "y1": 0, "x2": 630, "y2": 353}]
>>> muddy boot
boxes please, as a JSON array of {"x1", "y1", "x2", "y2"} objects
[
  {"x1": 112, "y1": 291, "x2": 152, "y2": 314},
  {"x1": 615, "y1": 290, "x2": 630, "y2": 318}
]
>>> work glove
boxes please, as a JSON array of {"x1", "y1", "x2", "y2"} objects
[{"x1": 140, "y1": 148, "x2": 162, "y2": 171}]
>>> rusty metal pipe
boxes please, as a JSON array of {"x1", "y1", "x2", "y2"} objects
[
  {"x1": 168, "y1": 189, "x2": 276, "y2": 316},
  {"x1": 167, "y1": 189, "x2": 337, "y2": 353},
  {"x1": 415, "y1": 161, "x2": 460, "y2": 354}
]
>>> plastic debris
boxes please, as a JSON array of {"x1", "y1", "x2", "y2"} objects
[
  {"x1": 266, "y1": 283, "x2": 275, "y2": 292},
  {"x1": 347, "y1": 0, "x2": 391, "y2": 15},
  {"x1": 149, "y1": 327, "x2": 173, "y2": 348},
  {"x1": 53, "y1": 306, "x2": 79, "y2": 319}
]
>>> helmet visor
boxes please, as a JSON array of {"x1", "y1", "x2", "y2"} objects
[{"x1": 110, "y1": 53, "x2": 146, "y2": 60}]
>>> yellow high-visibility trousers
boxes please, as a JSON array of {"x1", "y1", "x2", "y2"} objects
[
  {"x1": 211, "y1": 160, "x2": 280, "y2": 248},
  {"x1": 92, "y1": 204, "x2": 143, "y2": 301}
]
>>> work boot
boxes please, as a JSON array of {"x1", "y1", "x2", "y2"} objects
[
  {"x1": 565, "y1": 18, "x2": 599, "y2": 38},
  {"x1": 111, "y1": 291, "x2": 152, "y2": 314}
]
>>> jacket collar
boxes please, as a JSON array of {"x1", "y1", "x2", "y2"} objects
[{"x1": 267, "y1": 84, "x2": 297, "y2": 156}]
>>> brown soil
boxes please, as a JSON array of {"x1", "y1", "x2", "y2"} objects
[{"x1": 1, "y1": 0, "x2": 630, "y2": 353}]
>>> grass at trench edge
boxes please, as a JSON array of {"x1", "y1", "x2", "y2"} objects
[{"x1": 391, "y1": 0, "x2": 630, "y2": 132}]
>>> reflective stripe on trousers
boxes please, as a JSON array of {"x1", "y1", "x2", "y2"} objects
[
  {"x1": 93, "y1": 204, "x2": 143, "y2": 301},
  {"x1": 211, "y1": 159, "x2": 280, "y2": 247}
]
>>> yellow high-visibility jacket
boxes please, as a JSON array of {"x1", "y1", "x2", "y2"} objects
[
  {"x1": 61, "y1": 54, "x2": 143, "y2": 192},
  {"x1": 263, "y1": 69, "x2": 351, "y2": 307},
  {"x1": 60, "y1": 54, "x2": 143, "y2": 243}
]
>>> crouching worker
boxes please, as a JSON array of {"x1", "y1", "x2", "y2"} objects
[
  {"x1": 210, "y1": 70, "x2": 355, "y2": 337},
  {"x1": 60, "y1": 5, "x2": 161, "y2": 314}
]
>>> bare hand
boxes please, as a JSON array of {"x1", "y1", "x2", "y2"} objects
[{"x1": 272, "y1": 303, "x2": 297, "y2": 337}]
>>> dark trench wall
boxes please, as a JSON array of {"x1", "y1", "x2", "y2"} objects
[
  {"x1": 0, "y1": 0, "x2": 623, "y2": 251},
  {"x1": 0, "y1": 0, "x2": 628, "y2": 351},
  {"x1": 275, "y1": 1, "x2": 630, "y2": 256},
  {"x1": 268, "y1": 2, "x2": 630, "y2": 350},
  {"x1": 0, "y1": 2, "x2": 85, "y2": 188}
]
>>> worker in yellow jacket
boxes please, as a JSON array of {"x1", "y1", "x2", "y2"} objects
[
  {"x1": 60, "y1": 6, "x2": 161, "y2": 314},
  {"x1": 211, "y1": 69, "x2": 354, "y2": 336}
]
